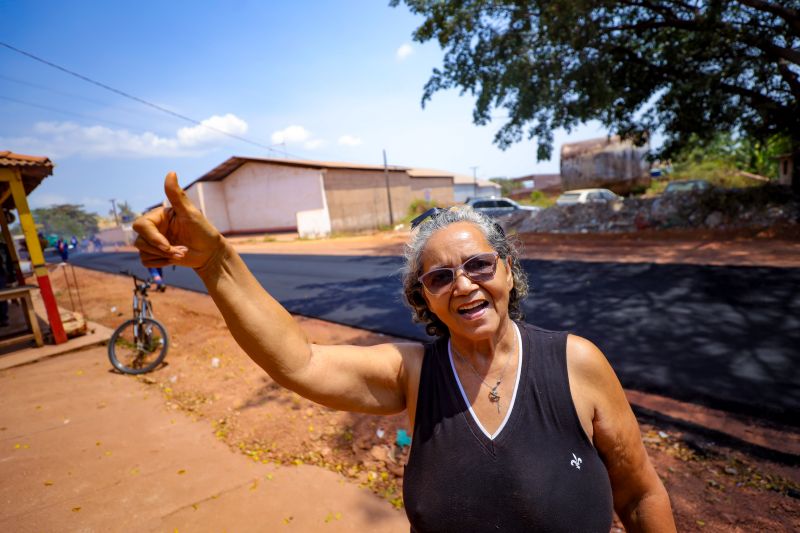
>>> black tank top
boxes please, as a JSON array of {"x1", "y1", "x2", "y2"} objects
[{"x1": 403, "y1": 322, "x2": 613, "y2": 532}]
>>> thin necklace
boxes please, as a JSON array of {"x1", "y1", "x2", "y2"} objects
[{"x1": 451, "y1": 340, "x2": 515, "y2": 413}]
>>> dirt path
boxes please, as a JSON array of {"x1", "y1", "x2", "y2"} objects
[
  {"x1": 36, "y1": 266, "x2": 800, "y2": 532},
  {"x1": 0, "y1": 345, "x2": 408, "y2": 532},
  {"x1": 224, "y1": 226, "x2": 800, "y2": 267}
]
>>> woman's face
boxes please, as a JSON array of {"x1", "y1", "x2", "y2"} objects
[{"x1": 419, "y1": 221, "x2": 513, "y2": 340}]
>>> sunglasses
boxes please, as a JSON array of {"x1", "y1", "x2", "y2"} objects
[{"x1": 419, "y1": 252, "x2": 500, "y2": 294}]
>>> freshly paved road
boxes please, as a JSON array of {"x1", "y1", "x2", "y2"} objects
[{"x1": 70, "y1": 252, "x2": 800, "y2": 425}]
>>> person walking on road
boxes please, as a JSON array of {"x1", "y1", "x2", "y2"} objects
[
  {"x1": 56, "y1": 237, "x2": 69, "y2": 263},
  {"x1": 133, "y1": 173, "x2": 675, "y2": 532}
]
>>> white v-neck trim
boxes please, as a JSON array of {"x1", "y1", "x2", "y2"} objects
[{"x1": 448, "y1": 323, "x2": 523, "y2": 441}]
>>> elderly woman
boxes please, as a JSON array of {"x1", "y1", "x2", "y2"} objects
[{"x1": 134, "y1": 173, "x2": 675, "y2": 532}]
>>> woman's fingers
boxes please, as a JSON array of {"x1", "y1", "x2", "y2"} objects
[
  {"x1": 134, "y1": 236, "x2": 186, "y2": 260},
  {"x1": 132, "y1": 211, "x2": 173, "y2": 252},
  {"x1": 139, "y1": 252, "x2": 173, "y2": 268},
  {"x1": 132, "y1": 208, "x2": 188, "y2": 257}
]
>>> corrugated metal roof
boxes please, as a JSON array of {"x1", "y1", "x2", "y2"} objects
[
  {"x1": 191, "y1": 155, "x2": 410, "y2": 186},
  {"x1": 560, "y1": 136, "x2": 622, "y2": 157}
]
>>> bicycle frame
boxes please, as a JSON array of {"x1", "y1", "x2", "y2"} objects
[
  {"x1": 130, "y1": 276, "x2": 155, "y2": 320},
  {"x1": 127, "y1": 274, "x2": 157, "y2": 348}
]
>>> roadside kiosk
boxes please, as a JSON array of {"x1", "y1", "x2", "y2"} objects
[{"x1": 0, "y1": 151, "x2": 67, "y2": 347}]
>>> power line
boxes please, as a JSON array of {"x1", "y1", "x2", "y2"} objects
[
  {"x1": 0, "y1": 94, "x2": 149, "y2": 131},
  {"x1": 0, "y1": 41, "x2": 285, "y2": 155},
  {"x1": 0, "y1": 73, "x2": 163, "y2": 118}
]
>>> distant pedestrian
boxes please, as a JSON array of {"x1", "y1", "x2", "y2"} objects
[
  {"x1": 93, "y1": 236, "x2": 103, "y2": 252},
  {"x1": 70, "y1": 235, "x2": 78, "y2": 250},
  {"x1": 56, "y1": 238, "x2": 69, "y2": 262}
]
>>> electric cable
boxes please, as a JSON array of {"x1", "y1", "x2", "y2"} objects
[
  {"x1": 0, "y1": 73, "x2": 159, "y2": 117},
  {"x1": 0, "y1": 41, "x2": 287, "y2": 155},
  {"x1": 0, "y1": 94, "x2": 152, "y2": 131}
]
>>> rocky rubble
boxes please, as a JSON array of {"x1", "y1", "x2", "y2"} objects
[{"x1": 513, "y1": 184, "x2": 799, "y2": 234}]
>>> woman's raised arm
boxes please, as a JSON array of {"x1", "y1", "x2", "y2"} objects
[{"x1": 132, "y1": 172, "x2": 420, "y2": 414}]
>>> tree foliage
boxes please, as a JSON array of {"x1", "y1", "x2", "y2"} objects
[
  {"x1": 115, "y1": 201, "x2": 137, "y2": 223},
  {"x1": 32, "y1": 204, "x2": 99, "y2": 239},
  {"x1": 671, "y1": 132, "x2": 791, "y2": 180},
  {"x1": 393, "y1": 0, "x2": 800, "y2": 164}
]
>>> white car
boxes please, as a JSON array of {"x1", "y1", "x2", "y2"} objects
[{"x1": 555, "y1": 188, "x2": 620, "y2": 206}]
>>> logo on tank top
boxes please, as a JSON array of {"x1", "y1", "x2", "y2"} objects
[{"x1": 570, "y1": 453, "x2": 582, "y2": 470}]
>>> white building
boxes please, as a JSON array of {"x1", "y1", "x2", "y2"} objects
[{"x1": 160, "y1": 156, "x2": 455, "y2": 238}]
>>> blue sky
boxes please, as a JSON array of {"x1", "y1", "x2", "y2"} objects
[{"x1": 1, "y1": 1, "x2": 608, "y2": 215}]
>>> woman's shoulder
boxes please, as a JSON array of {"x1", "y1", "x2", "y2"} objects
[{"x1": 565, "y1": 334, "x2": 618, "y2": 397}]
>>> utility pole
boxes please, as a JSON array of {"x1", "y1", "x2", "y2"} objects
[
  {"x1": 383, "y1": 149, "x2": 395, "y2": 227},
  {"x1": 470, "y1": 166, "x2": 479, "y2": 197},
  {"x1": 109, "y1": 199, "x2": 120, "y2": 227}
]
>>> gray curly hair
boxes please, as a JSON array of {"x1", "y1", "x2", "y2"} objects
[{"x1": 401, "y1": 206, "x2": 529, "y2": 337}]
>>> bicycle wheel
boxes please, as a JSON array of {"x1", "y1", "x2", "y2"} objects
[{"x1": 108, "y1": 317, "x2": 169, "y2": 374}]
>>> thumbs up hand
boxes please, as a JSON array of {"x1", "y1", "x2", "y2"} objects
[{"x1": 133, "y1": 172, "x2": 224, "y2": 271}]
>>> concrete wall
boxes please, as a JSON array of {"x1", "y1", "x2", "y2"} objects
[
  {"x1": 409, "y1": 176, "x2": 454, "y2": 207},
  {"x1": 323, "y1": 170, "x2": 454, "y2": 232},
  {"x1": 201, "y1": 182, "x2": 232, "y2": 233},
  {"x1": 185, "y1": 182, "x2": 229, "y2": 234},
  {"x1": 220, "y1": 162, "x2": 326, "y2": 233},
  {"x1": 322, "y1": 169, "x2": 402, "y2": 232}
]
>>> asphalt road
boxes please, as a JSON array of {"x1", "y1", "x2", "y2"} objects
[{"x1": 69, "y1": 252, "x2": 800, "y2": 425}]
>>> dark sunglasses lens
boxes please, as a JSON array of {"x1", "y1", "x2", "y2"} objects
[
  {"x1": 421, "y1": 269, "x2": 455, "y2": 292},
  {"x1": 464, "y1": 253, "x2": 497, "y2": 280}
]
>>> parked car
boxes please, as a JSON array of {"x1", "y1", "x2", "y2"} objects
[
  {"x1": 464, "y1": 197, "x2": 540, "y2": 220},
  {"x1": 555, "y1": 188, "x2": 620, "y2": 206},
  {"x1": 663, "y1": 179, "x2": 711, "y2": 194}
]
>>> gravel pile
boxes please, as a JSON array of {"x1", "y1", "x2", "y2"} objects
[{"x1": 514, "y1": 185, "x2": 799, "y2": 234}]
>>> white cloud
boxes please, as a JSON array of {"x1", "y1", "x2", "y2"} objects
[
  {"x1": 0, "y1": 113, "x2": 250, "y2": 159},
  {"x1": 304, "y1": 139, "x2": 327, "y2": 150},
  {"x1": 177, "y1": 113, "x2": 248, "y2": 147},
  {"x1": 396, "y1": 43, "x2": 413, "y2": 61},
  {"x1": 338, "y1": 134, "x2": 363, "y2": 147},
  {"x1": 271, "y1": 125, "x2": 312, "y2": 144}
]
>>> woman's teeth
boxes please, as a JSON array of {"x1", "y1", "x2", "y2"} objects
[{"x1": 458, "y1": 301, "x2": 488, "y2": 314}]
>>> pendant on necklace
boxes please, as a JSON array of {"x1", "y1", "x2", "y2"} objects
[
  {"x1": 489, "y1": 382, "x2": 502, "y2": 413},
  {"x1": 488, "y1": 388, "x2": 500, "y2": 403}
]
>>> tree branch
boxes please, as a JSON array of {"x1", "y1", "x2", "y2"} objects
[
  {"x1": 778, "y1": 60, "x2": 800, "y2": 100},
  {"x1": 738, "y1": 0, "x2": 800, "y2": 37}
]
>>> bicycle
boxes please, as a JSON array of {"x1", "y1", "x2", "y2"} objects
[{"x1": 108, "y1": 270, "x2": 169, "y2": 374}]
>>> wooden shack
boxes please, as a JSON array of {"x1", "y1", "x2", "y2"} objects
[{"x1": 560, "y1": 136, "x2": 651, "y2": 194}]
